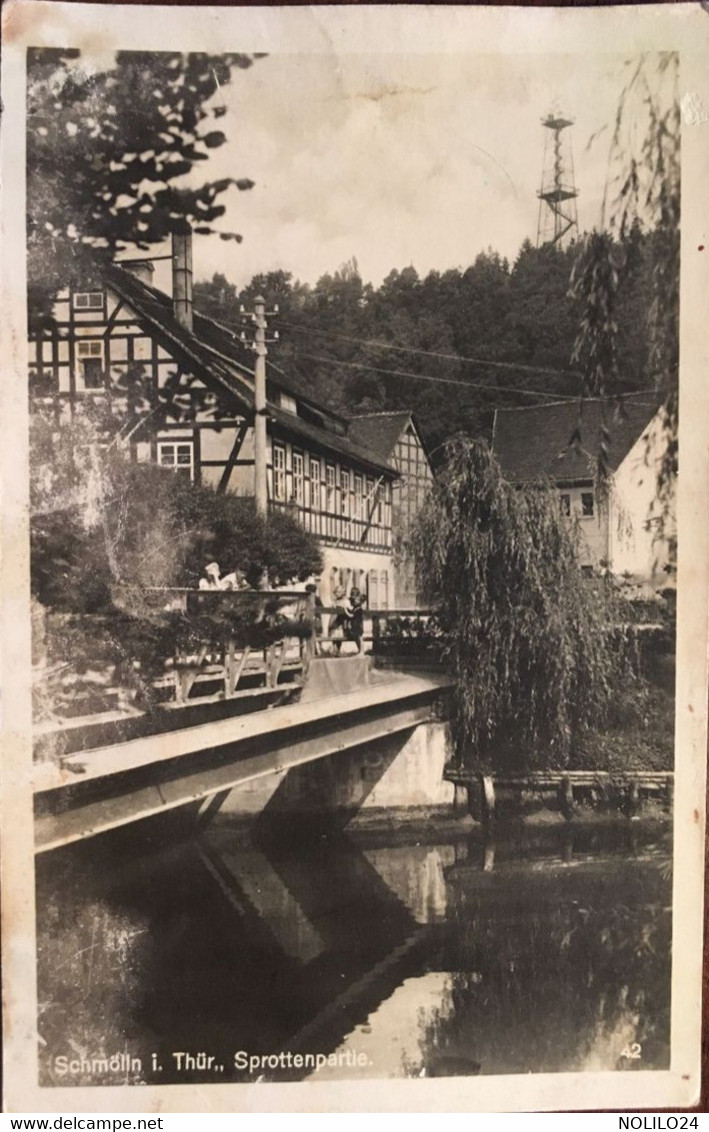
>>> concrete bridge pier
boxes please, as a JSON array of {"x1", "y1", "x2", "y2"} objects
[{"x1": 216, "y1": 720, "x2": 456, "y2": 835}]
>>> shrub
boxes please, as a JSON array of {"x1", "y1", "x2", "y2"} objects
[{"x1": 30, "y1": 417, "x2": 323, "y2": 614}]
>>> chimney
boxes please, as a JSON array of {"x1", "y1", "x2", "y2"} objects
[
  {"x1": 172, "y1": 229, "x2": 193, "y2": 331},
  {"x1": 122, "y1": 259, "x2": 155, "y2": 286}
]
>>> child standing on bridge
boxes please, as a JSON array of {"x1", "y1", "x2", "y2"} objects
[{"x1": 346, "y1": 586, "x2": 365, "y2": 654}]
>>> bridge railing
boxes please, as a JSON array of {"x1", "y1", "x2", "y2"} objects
[
  {"x1": 32, "y1": 595, "x2": 446, "y2": 739},
  {"x1": 136, "y1": 587, "x2": 317, "y2": 703},
  {"x1": 314, "y1": 606, "x2": 444, "y2": 661},
  {"x1": 33, "y1": 589, "x2": 317, "y2": 723}
]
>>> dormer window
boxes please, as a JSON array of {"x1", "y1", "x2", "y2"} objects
[
  {"x1": 73, "y1": 291, "x2": 104, "y2": 311},
  {"x1": 76, "y1": 340, "x2": 104, "y2": 389},
  {"x1": 279, "y1": 392, "x2": 297, "y2": 414}
]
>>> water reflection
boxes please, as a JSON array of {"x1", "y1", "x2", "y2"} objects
[{"x1": 36, "y1": 819, "x2": 671, "y2": 1086}]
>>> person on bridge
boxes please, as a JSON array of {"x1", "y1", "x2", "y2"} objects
[
  {"x1": 199, "y1": 562, "x2": 223, "y2": 590},
  {"x1": 346, "y1": 586, "x2": 365, "y2": 654},
  {"x1": 199, "y1": 563, "x2": 250, "y2": 591},
  {"x1": 329, "y1": 586, "x2": 348, "y2": 655}
]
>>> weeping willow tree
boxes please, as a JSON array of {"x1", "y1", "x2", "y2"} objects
[
  {"x1": 570, "y1": 53, "x2": 679, "y2": 557},
  {"x1": 409, "y1": 439, "x2": 632, "y2": 772}
]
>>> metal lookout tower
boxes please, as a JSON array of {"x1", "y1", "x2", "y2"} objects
[{"x1": 536, "y1": 113, "x2": 579, "y2": 247}]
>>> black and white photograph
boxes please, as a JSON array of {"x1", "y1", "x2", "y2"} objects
[{"x1": 1, "y1": 1, "x2": 707, "y2": 1113}]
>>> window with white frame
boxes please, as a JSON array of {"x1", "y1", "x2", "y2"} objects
[
  {"x1": 368, "y1": 569, "x2": 379, "y2": 610},
  {"x1": 158, "y1": 440, "x2": 194, "y2": 479},
  {"x1": 273, "y1": 444, "x2": 287, "y2": 501},
  {"x1": 77, "y1": 340, "x2": 104, "y2": 389},
  {"x1": 292, "y1": 451, "x2": 305, "y2": 504},
  {"x1": 354, "y1": 474, "x2": 363, "y2": 520},
  {"x1": 73, "y1": 291, "x2": 104, "y2": 311},
  {"x1": 310, "y1": 458, "x2": 321, "y2": 510},
  {"x1": 380, "y1": 570, "x2": 389, "y2": 610},
  {"x1": 560, "y1": 493, "x2": 571, "y2": 517},
  {"x1": 581, "y1": 491, "x2": 595, "y2": 518},
  {"x1": 341, "y1": 470, "x2": 351, "y2": 516},
  {"x1": 326, "y1": 465, "x2": 336, "y2": 511}
]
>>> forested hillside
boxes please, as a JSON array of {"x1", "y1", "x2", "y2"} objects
[{"x1": 194, "y1": 223, "x2": 662, "y2": 451}]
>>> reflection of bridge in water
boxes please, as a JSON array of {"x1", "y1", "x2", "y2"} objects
[{"x1": 36, "y1": 821, "x2": 672, "y2": 1086}]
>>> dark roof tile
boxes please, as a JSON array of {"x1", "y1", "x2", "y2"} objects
[
  {"x1": 492, "y1": 395, "x2": 660, "y2": 484},
  {"x1": 348, "y1": 412, "x2": 413, "y2": 461},
  {"x1": 105, "y1": 265, "x2": 395, "y2": 476}
]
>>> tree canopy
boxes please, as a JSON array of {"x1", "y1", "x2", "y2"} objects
[
  {"x1": 194, "y1": 232, "x2": 661, "y2": 453},
  {"x1": 27, "y1": 48, "x2": 262, "y2": 320}
]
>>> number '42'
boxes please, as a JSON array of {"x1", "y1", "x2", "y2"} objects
[{"x1": 620, "y1": 1042, "x2": 642, "y2": 1060}]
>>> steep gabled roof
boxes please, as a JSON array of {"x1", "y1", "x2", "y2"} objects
[
  {"x1": 104, "y1": 265, "x2": 395, "y2": 476},
  {"x1": 491, "y1": 394, "x2": 661, "y2": 484},
  {"x1": 348, "y1": 411, "x2": 414, "y2": 463},
  {"x1": 105, "y1": 264, "x2": 255, "y2": 414}
]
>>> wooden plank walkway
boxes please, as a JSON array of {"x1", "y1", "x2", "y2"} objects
[{"x1": 446, "y1": 768, "x2": 674, "y2": 823}]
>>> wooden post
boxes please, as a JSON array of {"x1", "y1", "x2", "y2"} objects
[
  {"x1": 666, "y1": 776, "x2": 674, "y2": 813},
  {"x1": 466, "y1": 780, "x2": 483, "y2": 822},
  {"x1": 482, "y1": 775, "x2": 496, "y2": 825},
  {"x1": 253, "y1": 295, "x2": 268, "y2": 519},
  {"x1": 224, "y1": 636, "x2": 235, "y2": 698},
  {"x1": 225, "y1": 640, "x2": 250, "y2": 698},
  {"x1": 453, "y1": 782, "x2": 468, "y2": 816},
  {"x1": 559, "y1": 774, "x2": 575, "y2": 821},
  {"x1": 176, "y1": 645, "x2": 208, "y2": 704},
  {"x1": 627, "y1": 779, "x2": 640, "y2": 818}
]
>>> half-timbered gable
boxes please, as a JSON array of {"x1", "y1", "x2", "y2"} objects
[
  {"x1": 29, "y1": 236, "x2": 401, "y2": 607},
  {"x1": 349, "y1": 412, "x2": 434, "y2": 607}
]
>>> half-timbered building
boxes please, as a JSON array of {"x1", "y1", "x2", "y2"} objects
[
  {"x1": 29, "y1": 233, "x2": 405, "y2": 608},
  {"x1": 348, "y1": 412, "x2": 434, "y2": 607}
]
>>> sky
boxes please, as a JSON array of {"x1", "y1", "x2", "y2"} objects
[{"x1": 147, "y1": 51, "x2": 642, "y2": 293}]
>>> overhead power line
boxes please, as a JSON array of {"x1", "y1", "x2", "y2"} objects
[
  {"x1": 292, "y1": 350, "x2": 580, "y2": 402},
  {"x1": 279, "y1": 319, "x2": 582, "y2": 381}
]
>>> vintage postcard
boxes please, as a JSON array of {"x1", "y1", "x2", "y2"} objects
[{"x1": 1, "y1": 1, "x2": 708, "y2": 1114}]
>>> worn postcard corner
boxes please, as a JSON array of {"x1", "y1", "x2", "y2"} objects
[{"x1": 1, "y1": 0, "x2": 708, "y2": 1115}]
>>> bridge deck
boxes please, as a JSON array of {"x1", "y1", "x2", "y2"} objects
[{"x1": 34, "y1": 670, "x2": 453, "y2": 853}]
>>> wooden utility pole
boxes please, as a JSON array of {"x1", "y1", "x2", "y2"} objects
[{"x1": 253, "y1": 294, "x2": 268, "y2": 517}]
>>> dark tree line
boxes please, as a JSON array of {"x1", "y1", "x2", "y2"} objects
[{"x1": 194, "y1": 224, "x2": 663, "y2": 451}]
